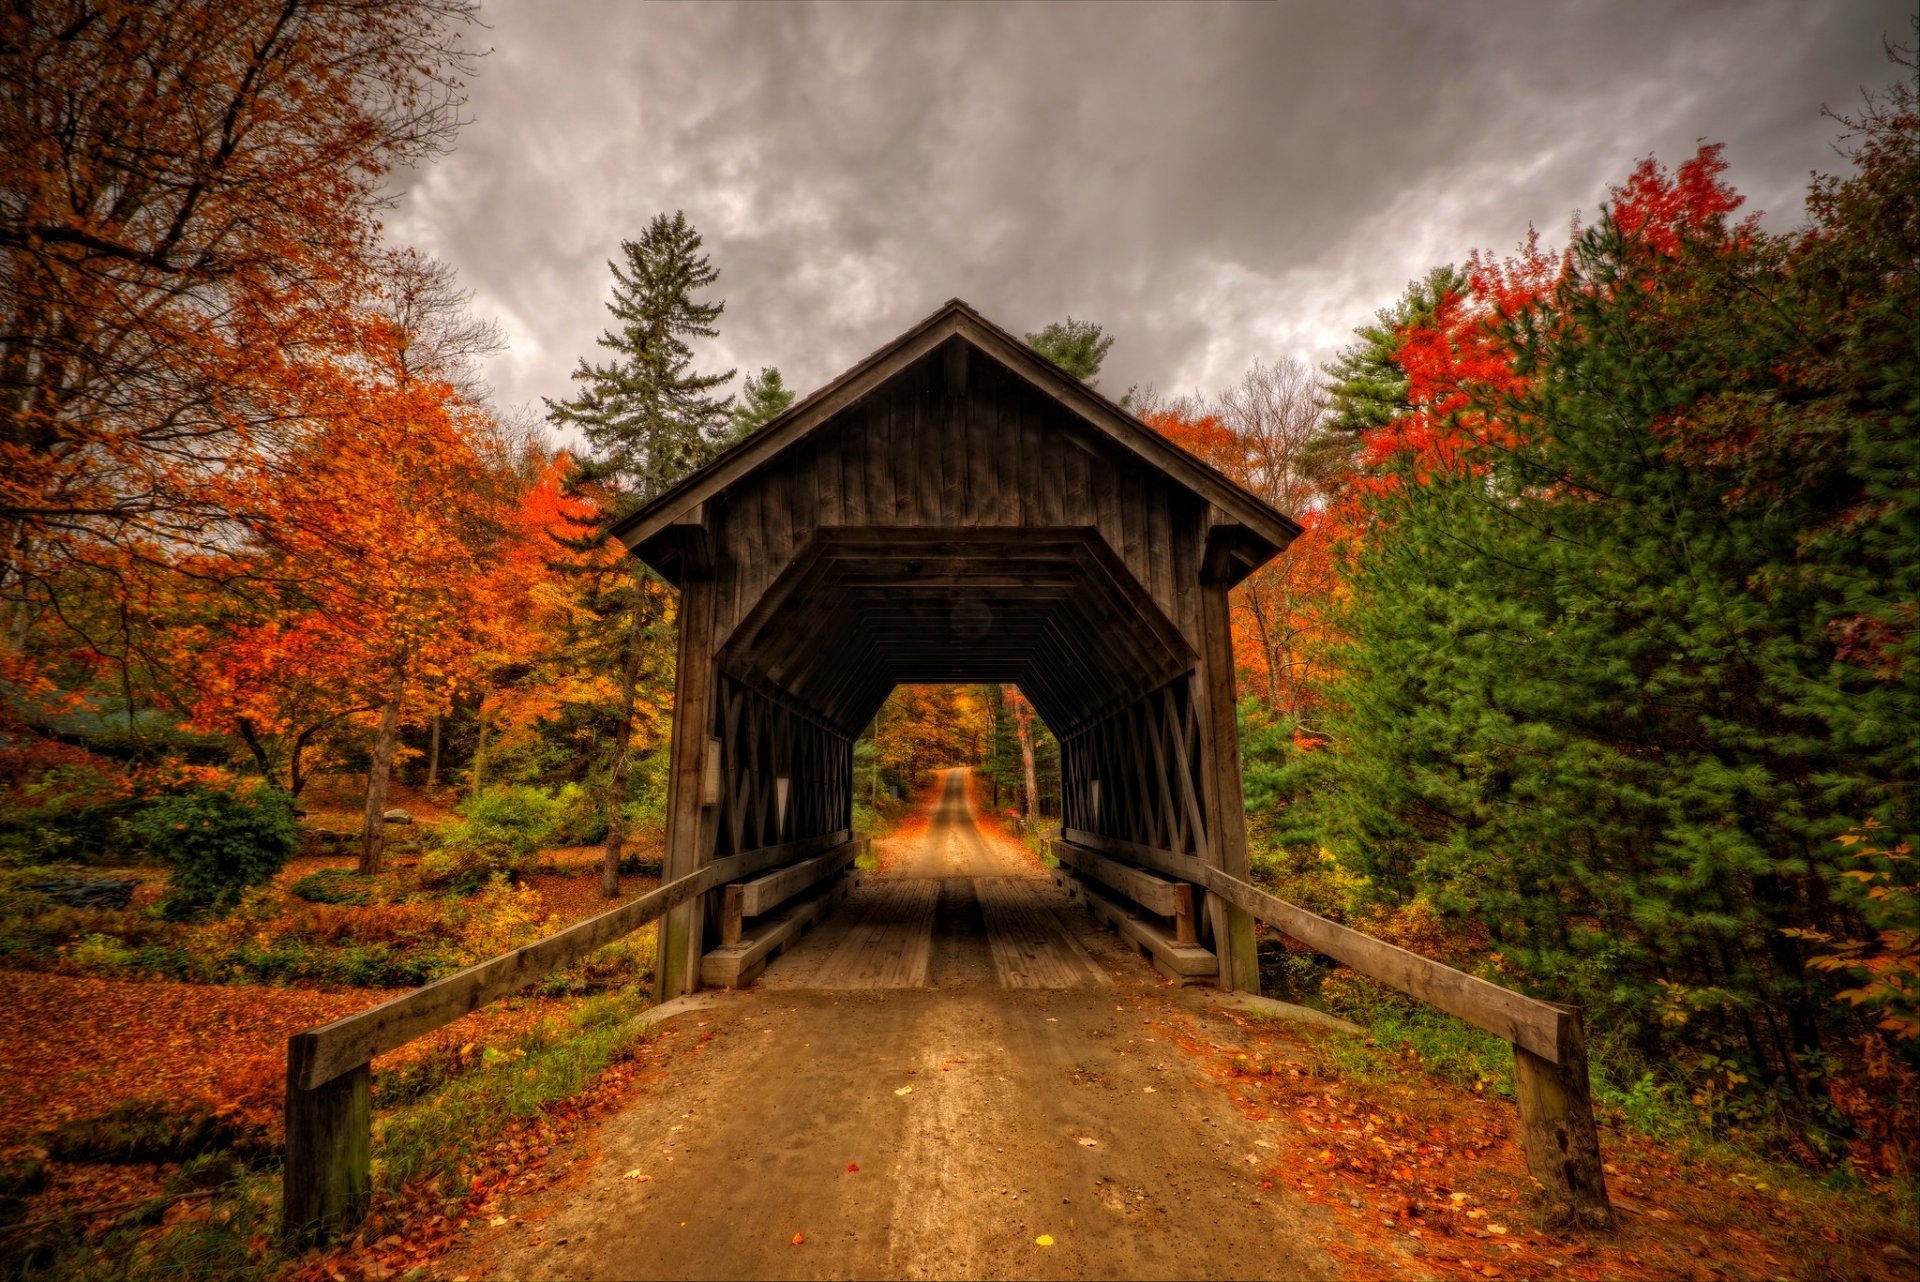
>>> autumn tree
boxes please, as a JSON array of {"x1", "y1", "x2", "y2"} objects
[
  {"x1": 1320, "y1": 265, "x2": 1465, "y2": 440},
  {"x1": 0, "y1": 0, "x2": 479, "y2": 678},
  {"x1": 546, "y1": 211, "x2": 734, "y2": 896}
]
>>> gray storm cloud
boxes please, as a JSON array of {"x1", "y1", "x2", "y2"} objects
[{"x1": 383, "y1": 0, "x2": 1910, "y2": 427}]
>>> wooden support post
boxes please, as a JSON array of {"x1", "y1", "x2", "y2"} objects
[
  {"x1": 1513, "y1": 1008, "x2": 1613, "y2": 1229},
  {"x1": 657, "y1": 568, "x2": 716, "y2": 1003},
  {"x1": 721, "y1": 884, "x2": 744, "y2": 947},
  {"x1": 1195, "y1": 574, "x2": 1259, "y2": 993},
  {"x1": 281, "y1": 1035, "x2": 370, "y2": 1247},
  {"x1": 1173, "y1": 881, "x2": 1197, "y2": 946}
]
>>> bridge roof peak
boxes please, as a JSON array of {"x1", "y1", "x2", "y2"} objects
[{"x1": 611, "y1": 298, "x2": 1301, "y2": 581}]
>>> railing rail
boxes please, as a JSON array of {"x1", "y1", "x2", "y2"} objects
[
  {"x1": 1056, "y1": 829, "x2": 1612, "y2": 1228},
  {"x1": 282, "y1": 830, "x2": 852, "y2": 1245}
]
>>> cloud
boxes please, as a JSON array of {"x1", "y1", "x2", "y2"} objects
[{"x1": 382, "y1": 0, "x2": 1911, "y2": 428}]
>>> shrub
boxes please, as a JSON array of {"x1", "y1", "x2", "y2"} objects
[
  {"x1": 0, "y1": 796, "x2": 146, "y2": 867},
  {"x1": 69, "y1": 932, "x2": 137, "y2": 973},
  {"x1": 423, "y1": 786, "x2": 558, "y2": 892},
  {"x1": 451, "y1": 875, "x2": 556, "y2": 964},
  {"x1": 549, "y1": 782, "x2": 609, "y2": 847},
  {"x1": 289, "y1": 868, "x2": 376, "y2": 906},
  {"x1": 132, "y1": 786, "x2": 299, "y2": 920}
]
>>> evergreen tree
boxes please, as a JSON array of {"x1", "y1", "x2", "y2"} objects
[
  {"x1": 1309, "y1": 141, "x2": 1920, "y2": 1101},
  {"x1": 723, "y1": 366, "x2": 795, "y2": 444},
  {"x1": 548, "y1": 212, "x2": 735, "y2": 509},
  {"x1": 1025, "y1": 316, "x2": 1114, "y2": 385},
  {"x1": 1321, "y1": 265, "x2": 1464, "y2": 437},
  {"x1": 544, "y1": 211, "x2": 734, "y2": 897}
]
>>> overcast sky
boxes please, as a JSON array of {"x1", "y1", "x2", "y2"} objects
[{"x1": 386, "y1": 0, "x2": 1912, "y2": 428}]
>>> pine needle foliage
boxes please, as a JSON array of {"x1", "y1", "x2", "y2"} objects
[{"x1": 1306, "y1": 104, "x2": 1920, "y2": 1116}]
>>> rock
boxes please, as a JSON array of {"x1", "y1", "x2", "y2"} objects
[
  {"x1": 381, "y1": 808, "x2": 413, "y2": 825},
  {"x1": 21, "y1": 878, "x2": 137, "y2": 909}
]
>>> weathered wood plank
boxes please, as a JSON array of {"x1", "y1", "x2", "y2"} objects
[
  {"x1": 737, "y1": 844, "x2": 858, "y2": 916},
  {"x1": 699, "y1": 876, "x2": 849, "y2": 989},
  {"x1": 1514, "y1": 1012, "x2": 1613, "y2": 1226},
  {"x1": 1050, "y1": 839, "x2": 1180, "y2": 916},
  {"x1": 1078, "y1": 876, "x2": 1218, "y2": 983},
  {"x1": 815, "y1": 879, "x2": 936, "y2": 989},
  {"x1": 1199, "y1": 868, "x2": 1570, "y2": 1065},
  {"x1": 1055, "y1": 829, "x2": 1572, "y2": 1063},
  {"x1": 296, "y1": 831, "x2": 851, "y2": 1089},
  {"x1": 976, "y1": 876, "x2": 1110, "y2": 989}
]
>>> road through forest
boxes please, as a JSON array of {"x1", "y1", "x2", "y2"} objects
[{"x1": 451, "y1": 768, "x2": 1339, "y2": 1280}]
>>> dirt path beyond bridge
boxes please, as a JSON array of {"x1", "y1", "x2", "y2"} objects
[{"x1": 453, "y1": 769, "x2": 1339, "y2": 1280}]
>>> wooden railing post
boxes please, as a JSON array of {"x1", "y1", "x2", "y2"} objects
[
  {"x1": 1172, "y1": 882, "x2": 1197, "y2": 946},
  {"x1": 1512, "y1": 1007, "x2": 1613, "y2": 1229},
  {"x1": 282, "y1": 1033, "x2": 370, "y2": 1247},
  {"x1": 721, "y1": 884, "x2": 744, "y2": 947}
]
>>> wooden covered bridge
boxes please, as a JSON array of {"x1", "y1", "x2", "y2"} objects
[
  {"x1": 612, "y1": 297, "x2": 1298, "y2": 998},
  {"x1": 281, "y1": 300, "x2": 1612, "y2": 1249}
]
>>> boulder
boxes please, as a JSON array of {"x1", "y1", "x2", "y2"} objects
[
  {"x1": 381, "y1": 809, "x2": 413, "y2": 825},
  {"x1": 22, "y1": 878, "x2": 137, "y2": 910}
]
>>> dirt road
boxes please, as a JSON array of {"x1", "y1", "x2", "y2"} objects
[{"x1": 453, "y1": 769, "x2": 1338, "y2": 1280}]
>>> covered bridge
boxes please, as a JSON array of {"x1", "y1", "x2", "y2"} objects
[{"x1": 612, "y1": 298, "x2": 1302, "y2": 998}]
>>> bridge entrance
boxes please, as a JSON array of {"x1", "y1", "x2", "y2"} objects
[{"x1": 613, "y1": 299, "x2": 1302, "y2": 1001}]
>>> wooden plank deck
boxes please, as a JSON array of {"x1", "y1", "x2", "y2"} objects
[
  {"x1": 975, "y1": 877, "x2": 1112, "y2": 989},
  {"x1": 808, "y1": 878, "x2": 941, "y2": 989}
]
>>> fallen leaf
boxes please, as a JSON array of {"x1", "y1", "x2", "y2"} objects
[
  {"x1": 895, "y1": 1086, "x2": 913, "y2": 1096},
  {"x1": 847, "y1": 1163, "x2": 859, "y2": 1172},
  {"x1": 1035, "y1": 1234, "x2": 1055, "y2": 1247},
  {"x1": 791, "y1": 1233, "x2": 806, "y2": 1246},
  {"x1": 1077, "y1": 1136, "x2": 1098, "y2": 1147},
  {"x1": 489, "y1": 1216, "x2": 507, "y2": 1227},
  {"x1": 622, "y1": 1170, "x2": 651, "y2": 1182}
]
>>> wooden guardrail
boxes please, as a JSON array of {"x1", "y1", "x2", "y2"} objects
[
  {"x1": 720, "y1": 842, "x2": 860, "y2": 945},
  {"x1": 1058, "y1": 829, "x2": 1612, "y2": 1227},
  {"x1": 1051, "y1": 840, "x2": 1197, "y2": 944},
  {"x1": 282, "y1": 830, "x2": 851, "y2": 1246}
]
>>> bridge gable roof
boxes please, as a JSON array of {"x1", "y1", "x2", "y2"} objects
[{"x1": 612, "y1": 298, "x2": 1301, "y2": 584}]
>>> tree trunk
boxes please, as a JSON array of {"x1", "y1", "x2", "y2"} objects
[
  {"x1": 602, "y1": 576, "x2": 648, "y2": 899},
  {"x1": 359, "y1": 666, "x2": 405, "y2": 875},
  {"x1": 1016, "y1": 697, "x2": 1039, "y2": 823},
  {"x1": 426, "y1": 714, "x2": 441, "y2": 790},
  {"x1": 469, "y1": 696, "x2": 488, "y2": 796}
]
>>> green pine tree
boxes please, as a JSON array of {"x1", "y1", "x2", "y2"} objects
[
  {"x1": 548, "y1": 211, "x2": 735, "y2": 511},
  {"x1": 723, "y1": 366, "x2": 795, "y2": 444},
  {"x1": 1321, "y1": 265, "x2": 1464, "y2": 437},
  {"x1": 1304, "y1": 119, "x2": 1920, "y2": 1108},
  {"x1": 1025, "y1": 316, "x2": 1114, "y2": 385},
  {"x1": 544, "y1": 210, "x2": 735, "y2": 898}
]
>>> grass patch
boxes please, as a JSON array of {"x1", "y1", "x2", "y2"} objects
[
  {"x1": 3, "y1": 1169, "x2": 280, "y2": 1282},
  {"x1": 375, "y1": 992, "x2": 650, "y2": 1200},
  {"x1": 287, "y1": 869, "x2": 375, "y2": 906}
]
